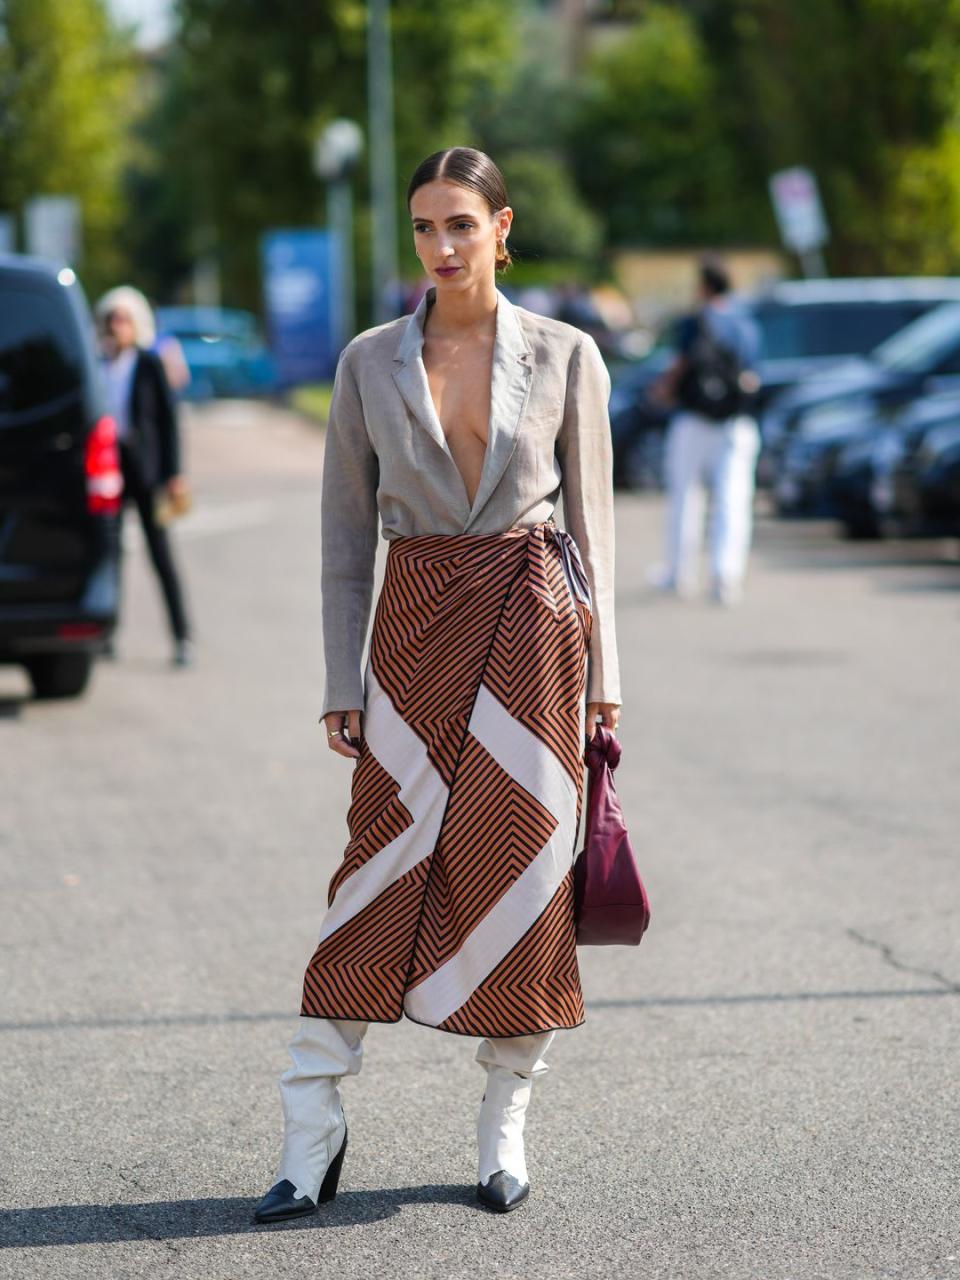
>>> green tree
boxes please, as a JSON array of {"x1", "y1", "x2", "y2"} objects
[
  {"x1": 138, "y1": 0, "x2": 517, "y2": 315},
  {"x1": 498, "y1": 150, "x2": 603, "y2": 270},
  {"x1": 0, "y1": 0, "x2": 134, "y2": 293},
  {"x1": 691, "y1": 0, "x2": 960, "y2": 272},
  {"x1": 565, "y1": 5, "x2": 740, "y2": 247},
  {"x1": 882, "y1": 132, "x2": 960, "y2": 274},
  {"x1": 467, "y1": 12, "x2": 607, "y2": 279}
]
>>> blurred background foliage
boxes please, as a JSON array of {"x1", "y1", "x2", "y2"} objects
[
  {"x1": 3, "y1": 0, "x2": 960, "y2": 309},
  {"x1": 567, "y1": 5, "x2": 742, "y2": 248},
  {"x1": 0, "y1": 0, "x2": 134, "y2": 294}
]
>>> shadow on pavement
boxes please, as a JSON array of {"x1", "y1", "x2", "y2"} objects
[{"x1": 0, "y1": 1184, "x2": 478, "y2": 1247}]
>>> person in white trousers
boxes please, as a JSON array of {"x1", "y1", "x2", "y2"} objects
[
  {"x1": 256, "y1": 1016, "x2": 553, "y2": 1222},
  {"x1": 662, "y1": 410, "x2": 761, "y2": 604},
  {"x1": 651, "y1": 257, "x2": 762, "y2": 606}
]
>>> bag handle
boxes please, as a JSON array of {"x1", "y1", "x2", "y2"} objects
[{"x1": 584, "y1": 723, "x2": 621, "y2": 772}]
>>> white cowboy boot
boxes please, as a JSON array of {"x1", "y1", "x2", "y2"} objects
[
  {"x1": 254, "y1": 1017, "x2": 364, "y2": 1224},
  {"x1": 476, "y1": 1065, "x2": 534, "y2": 1213}
]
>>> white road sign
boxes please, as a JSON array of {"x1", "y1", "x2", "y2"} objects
[
  {"x1": 25, "y1": 196, "x2": 81, "y2": 265},
  {"x1": 769, "y1": 167, "x2": 829, "y2": 254}
]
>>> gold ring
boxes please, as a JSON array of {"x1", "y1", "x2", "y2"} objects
[{"x1": 328, "y1": 728, "x2": 345, "y2": 738}]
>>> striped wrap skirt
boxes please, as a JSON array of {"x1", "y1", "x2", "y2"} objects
[{"x1": 301, "y1": 520, "x2": 593, "y2": 1038}]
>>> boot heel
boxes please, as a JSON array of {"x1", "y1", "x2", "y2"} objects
[{"x1": 317, "y1": 1122, "x2": 348, "y2": 1203}]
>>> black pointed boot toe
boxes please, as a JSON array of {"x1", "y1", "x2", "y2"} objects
[
  {"x1": 253, "y1": 1122, "x2": 348, "y2": 1224},
  {"x1": 476, "y1": 1169, "x2": 530, "y2": 1213},
  {"x1": 253, "y1": 1178, "x2": 318, "y2": 1224}
]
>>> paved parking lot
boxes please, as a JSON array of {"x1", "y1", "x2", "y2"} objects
[{"x1": 1, "y1": 402, "x2": 957, "y2": 1279}]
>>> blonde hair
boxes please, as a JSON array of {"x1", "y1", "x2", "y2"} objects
[{"x1": 94, "y1": 285, "x2": 157, "y2": 348}]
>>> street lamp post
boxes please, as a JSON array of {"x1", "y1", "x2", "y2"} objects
[
  {"x1": 313, "y1": 118, "x2": 364, "y2": 350},
  {"x1": 367, "y1": 0, "x2": 399, "y2": 325}
]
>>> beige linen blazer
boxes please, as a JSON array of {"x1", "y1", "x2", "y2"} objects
[{"x1": 320, "y1": 284, "x2": 621, "y2": 718}]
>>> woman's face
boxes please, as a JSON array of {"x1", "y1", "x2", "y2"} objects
[
  {"x1": 105, "y1": 307, "x2": 136, "y2": 352},
  {"x1": 410, "y1": 180, "x2": 511, "y2": 291}
]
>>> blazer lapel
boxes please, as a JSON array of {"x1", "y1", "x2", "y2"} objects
[
  {"x1": 392, "y1": 288, "x2": 448, "y2": 454},
  {"x1": 466, "y1": 287, "x2": 532, "y2": 528},
  {"x1": 391, "y1": 284, "x2": 533, "y2": 530}
]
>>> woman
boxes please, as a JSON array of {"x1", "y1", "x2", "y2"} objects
[
  {"x1": 95, "y1": 286, "x2": 193, "y2": 666},
  {"x1": 255, "y1": 147, "x2": 621, "y2": 1221}
]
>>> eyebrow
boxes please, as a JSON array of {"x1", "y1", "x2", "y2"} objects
[{"x1": 410, "y1": 212, "x2": 476, "y2": 224}]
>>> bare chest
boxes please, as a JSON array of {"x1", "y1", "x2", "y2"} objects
[
  {"x1": 422, "y1": 337, "x2": 493, "y2": 450},
  {"x1": 422, "y1": 336, "x2": 494, "y2": 504}
]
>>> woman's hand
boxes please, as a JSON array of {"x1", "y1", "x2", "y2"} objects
[
  {"x1": 324, "y1": 710, "x2": 363, "y2": 759},
  {"x1": 166, "y1": 474, "x2": 188, "y2": 499},
  {"x1": 586, "y1": 702, "x2": 621, "y2": 737}
]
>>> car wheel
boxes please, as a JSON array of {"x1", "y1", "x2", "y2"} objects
[{"x1": 26, "y1": 653, "x2": 94, "y2": 699}]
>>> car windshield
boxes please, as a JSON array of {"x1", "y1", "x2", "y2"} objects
[
  {"x1": 0, "y1": 283, "x2": 83, "y2": 416},
  {"x1": 871, "y1": 302, "x2": 960, "y2": 373},
  {"x1": 755, "y1": 301, "x2": 931, "y2": 361}
]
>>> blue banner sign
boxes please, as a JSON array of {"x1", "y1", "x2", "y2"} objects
[{"x1": 261, "y1": 229, "x2": 343, "y2": 385}]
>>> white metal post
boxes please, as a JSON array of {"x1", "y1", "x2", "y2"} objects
[{"x1": 367, "y1": 0, "x2": 399, "y2": 325}]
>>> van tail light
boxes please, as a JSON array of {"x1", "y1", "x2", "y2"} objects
[
  {"x1": 57, "y1": 622, "x2": 105, "y2": 640},
  {"x1": 85, "y1": 415, "x2": 123, "y2": 514}
]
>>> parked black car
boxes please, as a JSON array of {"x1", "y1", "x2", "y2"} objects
[
  {"x1": 764, "y1": 297, "x2": 960, "y2": 493},
  {"x1": 0, "y1": 254, "x2": 120, "y2": 698},
  {"x1": 611, "y1": 278, "x2": 960, "y2": 489},
  {"x1": 827, "y1": 393, "x2": 960, "y2": 538},
  {"x1": 768, "y1": 296, "x2": 960, "y2": 458},
  {"x1": 891, "y1": 418, "x2": 960, "y2": 537}
]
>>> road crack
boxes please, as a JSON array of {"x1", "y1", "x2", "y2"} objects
[{"x1": 846, "y1": 927, "x2": 960, "y2": 992}]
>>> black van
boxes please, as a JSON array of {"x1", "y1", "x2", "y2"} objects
[{"x1": 0, "y1": 254, "x2": 120, "y2": 698}]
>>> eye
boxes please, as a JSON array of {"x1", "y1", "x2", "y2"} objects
[
  {"x1": 454, "y1": 221, "x2": 474, "y2": 230},
  {"x1": 413, "y1": 223, "x2": 430, "y2": 233}
]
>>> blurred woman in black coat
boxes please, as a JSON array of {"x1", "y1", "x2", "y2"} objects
[{"x1": 95, "y1": 286, "x2": 193, "y2": 666}]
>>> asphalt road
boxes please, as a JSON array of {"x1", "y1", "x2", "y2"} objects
[{"x1": 1, "y1": 401, "x2": 958, "y2": 1280}]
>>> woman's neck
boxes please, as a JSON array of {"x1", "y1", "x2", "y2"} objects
[{"x1": 425, "y1": 280, "x2": 498, "y2": 339}]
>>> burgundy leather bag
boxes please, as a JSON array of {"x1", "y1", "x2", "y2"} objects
[{"x1": 573, "y1": 725, "x2": 651, "y2": 946}]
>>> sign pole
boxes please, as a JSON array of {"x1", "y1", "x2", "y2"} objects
[
  {"x1": 799, "y1": 247, "x2": 827, "y2": 280},
  {"x1": 313, "y1": 119, "x2": 363, "y2": 354},
  {"x1": 368, "y1": 0, "x2": 399, "y2": 325},
  {"x1": 327, "y1": 179, "x2": 355, "y2": 349}
]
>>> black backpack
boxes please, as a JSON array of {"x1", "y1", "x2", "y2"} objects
[{"x1": 675, "y1": 312, "x2": 759, "y2": 421}]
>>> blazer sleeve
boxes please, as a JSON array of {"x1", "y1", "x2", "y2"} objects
[
  {"x1": 555, "y1": 332, "x2": 622, "y2": 706},
  {"x1": 144, "y1": 350, "x2": 180, "y2": 481},
  {"x1": 319, "y1": 347, "x2": 380, "y2": 719}
]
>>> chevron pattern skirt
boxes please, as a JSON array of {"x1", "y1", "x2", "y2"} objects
[{"x1": 301, "y1": 520, "x2": 593, "y2": 1037}]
